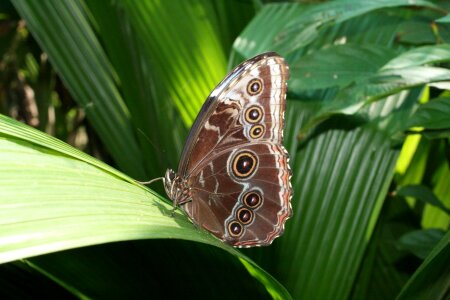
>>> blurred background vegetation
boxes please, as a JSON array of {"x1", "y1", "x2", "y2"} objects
[{"x1": 0, "y1": 0, "x2": 449, "y2": 299}]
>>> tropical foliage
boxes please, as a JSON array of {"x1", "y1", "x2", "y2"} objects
[{"x1": 0, "y1": 0, "x2": 449, "y2": 299}]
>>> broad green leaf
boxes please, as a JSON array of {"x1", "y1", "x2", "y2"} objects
[
  {"x1": 289, "y1": 44, "x2": 397, "y2": 91},
  {"x1": 396, "y1": 230, "x2": 450, "y2": 300},
  {"x1": 367, "y1": 67, "x2": 450, "y2": 100},
  {"x1": 382, "y1": 44, "x2": 450, "y2": 70},
  {"x1": 436, "y1": 14, "x2": 450, "y2": 23},
  {"x1": 398, "y1": 229, "x2": 446, "y2": 259},
  {"x1": 273, "y1": 0, "x2": 438, "y2": 54},
  {"x1": 0, "y1": 114, "x2": 291, "y2": 299},
  {"x1": 234, "y1": 3, "x2": 406, "y2": 62},
  {"x1": 0, "y1": 115, "x2": 199, "y2": 263},
  {"x1": 233, "y1": 3, "x2": 306, "y2": 59},
  {"x1": 407, "y1": 97, "x2": 450, "y2": 130},
  {"x1": 397, "y1": 20, "x2": 438, "y2": 45},
  {"x1": 327, "y1": 66, "x2": 450, "y2": 116}
]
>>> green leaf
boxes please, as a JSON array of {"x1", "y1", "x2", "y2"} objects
[
  {"x1": 273, "y1": 0, "x2": 438, "y2": 54},
  {"x1": 119, "y1": 1, "x2": 229, "y2": 127},
  {"x1": 84, "y1": 1, "x2": 186, "y2": 175},
  {"x1": 234, "y1": 3, "x2": 407, "y2": 62},
  {"x1": 436, "y1": 14, "x2": 450, "y2": 23},
  {"x1": 407, "y1": 97, "x2": 450, "y2": 130},
  {"x1": 422, "y1": 162, "x2": 450, "y2": 230},
  {"x1": 367, "y1": 66, "x2": 450, "y2": 99},
  {"x1": 397, "y1": 230, "x2": 450, "y2": 300},
  {"x1": 398, "y1": 229, "x2": 446, "y2": 259},
  {"x1": 0, "y1": 115, "x2": 200, "y2": 263},
  {"x1": 11, "y1": 0, "x2": 146, "y2": 178},
  {"x1": 0, "y1": 114, "x2": 291, "y2": 299},
  {"x1": 397, "y1": 185, "x2": 450, "y2": 214},
  {"x1": 397, "y1": 20, "x2": 439, "y2": 45},
  {"x1": 325, "y1": 66, "x2": 450, "y2": 116},
  {"x1": 289, "y1": 44, "x2": 397, "y2": 91},
  {"x1": 233, "y1": 3, "x2": 306, "y2": 58},
  {"x1": 382, "y1": 44, "x2": 450, "y2": 70}
]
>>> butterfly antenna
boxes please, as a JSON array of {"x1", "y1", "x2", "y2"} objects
[
  {"x1": 138, "y1": 177, "x2": 164, "y2": 185},
  {"x1": 136, "y1": 127, "x2": 167, "y2": 159}
]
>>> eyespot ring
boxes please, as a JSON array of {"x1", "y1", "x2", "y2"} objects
[
  {"x1": 228, "y1": 221, "x2": 243, "y2": 237},
  {"x1": 249, "y1": 125, "x2": 265, "y2": 139},
  {"x1": 245, "y1": 105, "x2": 263, "y2": 124},
  {"x1": 236, "y1": 207, "x2": 254, "y2": 225},
  {"x1": 231, "y1": 151, "x2": 258, "y2": 179},
  {"x1": 243, "y1": 191, "x2": 263, "y2": 209},
  {"x1": 247, "y1": 78, "x2": 263, "y2": 96}
]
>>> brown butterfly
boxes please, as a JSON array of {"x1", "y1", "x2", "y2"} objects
[{"x1": 146, "y1": 52, "x2": 292, "y2": 247}]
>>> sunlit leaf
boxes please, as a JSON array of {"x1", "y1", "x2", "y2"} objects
[
  {"x1": 0, "y1": 114, "x2": 291, "y2": 299},
  {"x1": 382, "y1": 44, "x2": 450, "y2": 69}
]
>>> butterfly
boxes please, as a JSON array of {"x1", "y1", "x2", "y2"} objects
[{"x1": 146, "y1": 52, "x2": 292, "y2": 247}]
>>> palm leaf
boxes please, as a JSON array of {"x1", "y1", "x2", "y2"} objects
[{"x1": 0, "y1": 114, "x2": 291, "y2": 299}]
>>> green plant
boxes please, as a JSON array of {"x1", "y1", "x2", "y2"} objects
[{"x1": 1, "y1": 0, "x2": 449, "y2": 299}]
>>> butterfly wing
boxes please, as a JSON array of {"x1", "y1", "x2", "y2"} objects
[{"x1": 178, "y1": 52, "x2": 292, "y2": 247}]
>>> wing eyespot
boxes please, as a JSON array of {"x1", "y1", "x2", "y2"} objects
[
  {"x1": 243, "y1": 190, "x2": 263, "y2": 209},
  {"x1": 231, "y1": 151, "x2": 258, "y2": 179},
  {"x1": 247, "y1": 78, "x2": 263, "y2": 96},
  {"x1": 245, "y1": 105, "x2": 263, "y2": 123},
  {"x1": 228, "y1": 221, "x2": 243, "y2": 237},
  {"x1": 249, "y1": 124, "x2": 265, "y2": 139},
  {"x1": 237, "y1": 207, "x2": 254, "y2": 225}
]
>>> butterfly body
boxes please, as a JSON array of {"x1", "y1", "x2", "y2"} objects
[{"x1": 163, "y1": 52, "x2": 292, "y2": 247}]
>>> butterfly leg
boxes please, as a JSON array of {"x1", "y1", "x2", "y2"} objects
[
  {"x1": 135, "y1": 177, "x2": 164, "y2": 185},
  {"x1": 170, "y1": 191, "x2": 192, "y2": 216},
  {"x1": 169, "y1": 183, "x2": 178, "y2": 216}
]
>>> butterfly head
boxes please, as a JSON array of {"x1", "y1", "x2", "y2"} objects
[
  {"x1": 163, "y1": 169, "x2": 176, "y2": 199},
  {"x1": 164, "y1": 169, "x2": 191, "y2": 205}
]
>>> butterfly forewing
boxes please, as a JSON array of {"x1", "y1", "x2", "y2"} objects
[{"x1": 171, "y1": 52, "x2": 292, "y2": 247}]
